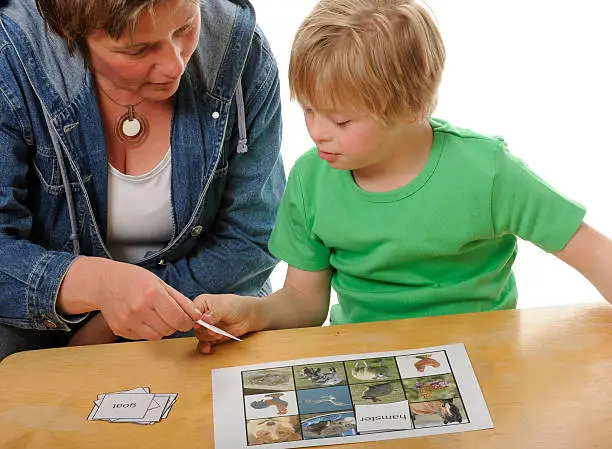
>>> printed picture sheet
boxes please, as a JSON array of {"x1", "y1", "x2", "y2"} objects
[{"x1": 212, "y1": 343, "x2": 492, "y2": 448}]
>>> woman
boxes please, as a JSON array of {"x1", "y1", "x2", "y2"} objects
[{"x1": 0, "y1": 0, "x2": 285, "y2": 359}]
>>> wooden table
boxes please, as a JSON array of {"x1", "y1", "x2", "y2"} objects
[{"x1": 0, "y1": 303, "x2": 610, "y2": 448}]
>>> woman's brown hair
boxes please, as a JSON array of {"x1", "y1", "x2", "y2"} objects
[{"x1": 35, "y1": 0, "x2": 197, "y2": 59}]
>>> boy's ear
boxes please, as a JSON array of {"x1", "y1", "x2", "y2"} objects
[
  {"x1": 399, "y1": 110, "x2": 424, "y2": 126},
  {"x1": 411, "y1": 109, "x2": 427, "y2": 124}
]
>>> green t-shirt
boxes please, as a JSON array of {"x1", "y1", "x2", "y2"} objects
[{"x1": 269, "y1": 118, "x2": 586, "y2": 324}]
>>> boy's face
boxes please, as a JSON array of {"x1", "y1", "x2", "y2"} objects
[{"x1": 302, "y1": 104, "x2": 406, "y2": 172}]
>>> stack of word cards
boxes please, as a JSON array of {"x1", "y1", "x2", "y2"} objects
[{"x1": 87, "y1": 387, "x2": 177, "y2": 424}]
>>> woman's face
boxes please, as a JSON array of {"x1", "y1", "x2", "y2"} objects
[{"x1": 86, "y1": 0, "x2": 200, "y2": 101}]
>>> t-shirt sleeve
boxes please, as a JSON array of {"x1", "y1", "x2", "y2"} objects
[
  {"x1": 268, "y1": 165, "x2": 331, "y2": 270},
  {"x1": 491, "y1": 141, "x2": 586, "y2": 253}
]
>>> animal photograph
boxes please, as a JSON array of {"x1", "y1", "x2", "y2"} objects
[
  {"x1": 301, "y1": 412, "x2": 357, "y2": 439},
  {"x1": 344, "y1": 357, "x2": 400, "y2": 383},
  {"x1": 409, "y1": 398, "x2": 467, "y2": 428},
  {"x1": 246, "y1": 416, "x2": 302, "y2": 445},
  {"x1": 403, "y1": 374, "x2": 459, "y2": 402},
  {"x1": 349, "y1": 380, "x2": 406, "y2": 405},
  {"x1": 293, "y1": 362, "x2": 347, "y2": 389},
  {"x1": 395, "y1": 351, "x2": 452, "y2": 378},
  {"x1": 244, "y1": 391, "x2": 299, "y2": 419},
  {"x1": 242, "y1": 367, "x2": 295, "y2": 395},
  {"x1": 296, "y1": 385, "x2": 353, "y2": 415}
]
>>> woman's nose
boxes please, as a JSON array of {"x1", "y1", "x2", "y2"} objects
[{"x1": 160, "y1": 42, "x2": 185, "y2": 79}]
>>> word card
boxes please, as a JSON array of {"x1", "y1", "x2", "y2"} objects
[{"x1": 88, "y1": 387, "x2": 177, "y2": 425}]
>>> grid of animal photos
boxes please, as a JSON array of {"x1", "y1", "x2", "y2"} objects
[{"x1": 212, "y1": 344, "x2": 492, "y2": 448}]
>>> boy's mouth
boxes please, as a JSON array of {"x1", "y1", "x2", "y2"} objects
[{"x1": 318, "y1": 149, "x2": 337, "y2": 162}]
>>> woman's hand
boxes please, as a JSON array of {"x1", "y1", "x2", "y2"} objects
[
  {"x1": 98, "y1": 262, "x2": 202, "y2": 341},
  {"x1": 68, "y1": 313, "x2": 117, "y2": 347},
  {"x1": 193, "y1": 294, "x2": 260, "y2": 354},
  {"x1": 58, "y1": 257, "x2": 202, "y2": 341}
]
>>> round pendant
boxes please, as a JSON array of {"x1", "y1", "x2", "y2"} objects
[
  {"x1": 122, "y1": 118, "x2": 141, "y2": 137},
  {"x1": 115, "y1": 110, "x2": 149, "y2": 146}
]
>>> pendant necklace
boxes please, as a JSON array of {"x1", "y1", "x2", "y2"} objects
[{"x1": 97, "y1": 83, "x2": 149, "y2": 146}]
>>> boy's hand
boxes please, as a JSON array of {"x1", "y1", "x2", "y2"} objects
[
  {"x1": 193, "y1": 294, "x2": 259, "y2": 354},
  {"x1": 68, "y1": 313, "x2": 118, "y2": 347}
]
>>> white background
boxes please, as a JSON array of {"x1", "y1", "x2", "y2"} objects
[{"x1": 250, "y1": 0, "x2": 612, "y2": 310}]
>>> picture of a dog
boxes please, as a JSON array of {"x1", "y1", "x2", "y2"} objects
[{"x1": 247, "y1": 417, "x2": 302, "y2": 444}]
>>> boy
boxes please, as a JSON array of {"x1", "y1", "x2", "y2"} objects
[{"x1": 194, "y1": 0, "x2": 612, "y2": 352}]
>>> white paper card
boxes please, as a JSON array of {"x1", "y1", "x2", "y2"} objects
[
  {"x1": 93, "y1": 393, "x2": 155, "y2": 420},
  {"x1": 355, "y1": 401, "x2": 413, "y2": 433},
  {"x1": 196, "y1": 319, "x2": 242, "y2": 341}
]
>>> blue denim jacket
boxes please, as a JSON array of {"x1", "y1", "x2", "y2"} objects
[{"x1": 0, "y1": 0, "x2": 285, "y2": 331}]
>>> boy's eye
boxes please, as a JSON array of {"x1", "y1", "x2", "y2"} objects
[{"x1": 336, "y1": 120, "x2": 351, "y2": 127}]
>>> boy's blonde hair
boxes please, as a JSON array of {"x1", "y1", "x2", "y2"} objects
[{"x1": 289, "y1": 0, "x2": 445, "y2": 124}]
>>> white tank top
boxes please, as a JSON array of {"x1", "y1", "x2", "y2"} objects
[{"x1": 106, "y1": 148, "x2": 174, "y2": 263}]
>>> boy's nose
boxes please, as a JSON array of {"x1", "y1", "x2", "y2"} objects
[
  {"x1": 312, "y1": 135, "x2": 332, "y2": 146},
  {"x1": 308, "y1": 119, "x2": 332, "y2": 145}
]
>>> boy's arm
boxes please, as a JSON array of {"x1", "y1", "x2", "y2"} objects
[
  {"x1": 555, "y1": 222, "x2": 612, "y2": 304},
  {"x1": 255, "y1": 265, "x2": 332, "y2": 330},
  {"x1": 194, "y1": 266, "x2": 331, "y2": 353}
]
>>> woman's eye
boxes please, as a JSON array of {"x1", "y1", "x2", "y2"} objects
[
  {"x1": 176, "y1": 25, "x2": 193, "y2": 36},
  {"x1": 125, "y1": 47, "x2": 148, "y2": 57}
]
